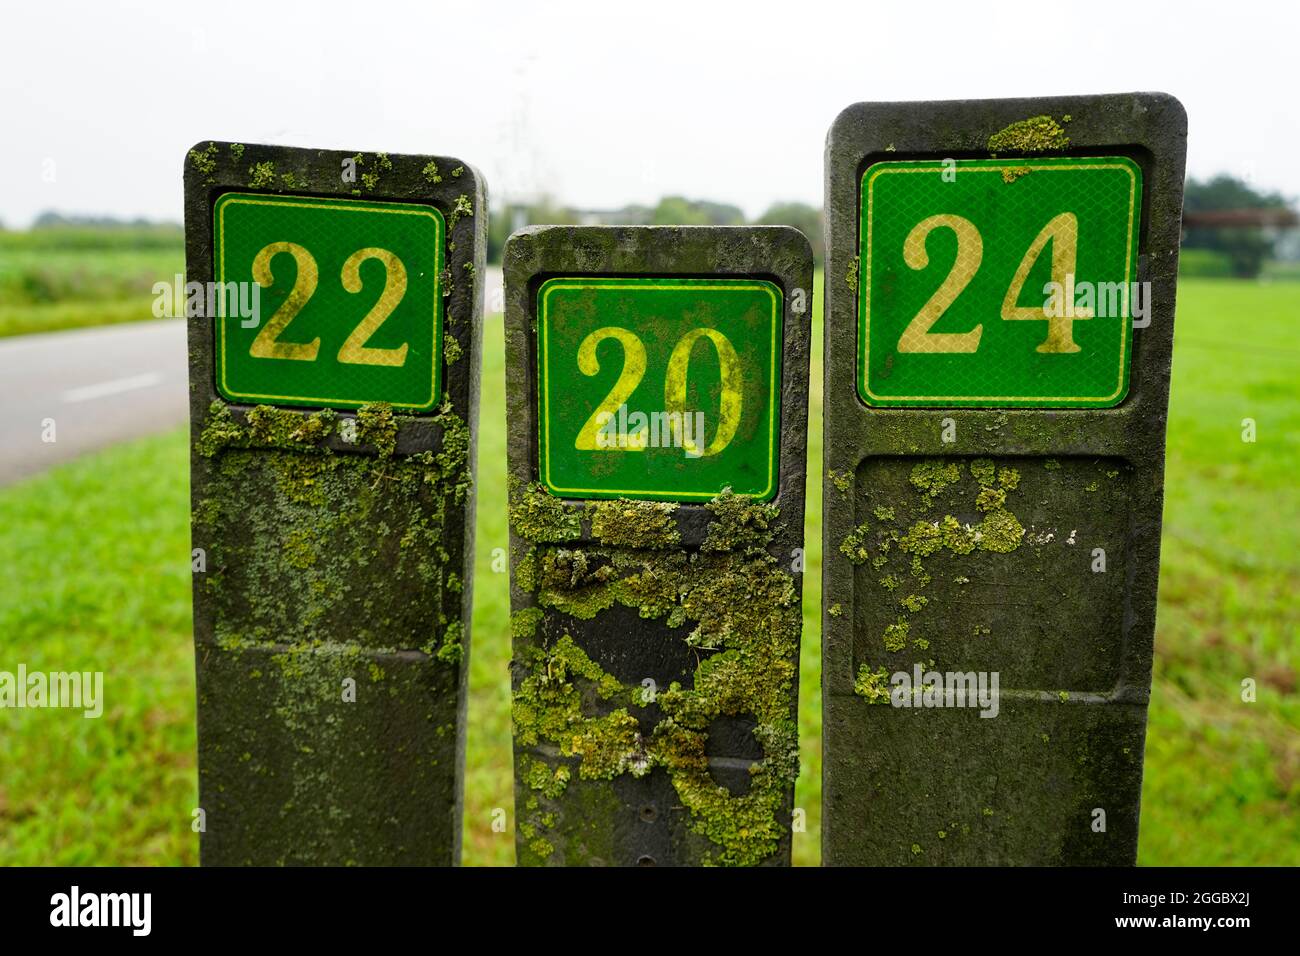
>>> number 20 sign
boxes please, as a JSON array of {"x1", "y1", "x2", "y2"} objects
[
  {"x1": 859, "y1": 156, "x2": 1141, "y2": 407},
  {"x1": 214, "y1": 193, "x2": 445, "y2": 411},
  {"x1": 537, "y1": 277, "x2": 782, "y2": 501}
]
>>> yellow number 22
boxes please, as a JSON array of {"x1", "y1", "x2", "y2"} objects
[{"x1": 248, "y1": 242, "x2": 411, "y2": 367}]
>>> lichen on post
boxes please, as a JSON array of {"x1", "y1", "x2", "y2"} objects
[
  {"x1": 503, "y1": 225, "x2": 813, "y2": 866},
  {"x1": 822, "y1": 94, "x2": 1188, "y2": 865},
  {"x1": 184, "y1": 142, "x2": 487, "y2": 865}
]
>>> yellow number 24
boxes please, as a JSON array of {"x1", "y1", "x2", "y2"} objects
[{"x1": 897, "y1": 211, "x2": 1090, "y2": 355}]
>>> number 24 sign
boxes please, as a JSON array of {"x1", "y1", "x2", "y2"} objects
[{"x1": 859, "y1": 156, "x2": 1142, "y2": 408}]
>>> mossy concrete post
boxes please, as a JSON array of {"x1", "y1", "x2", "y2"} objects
[
  {"x1": 183, "y1": 142, "x2": 485, "y2": 864},
  {"x1": 822, "y1": 95, "x2": 1188, "y2": 864},
  {"x1": 504, "y1": 226, "x2": 813, "y2": 865}
]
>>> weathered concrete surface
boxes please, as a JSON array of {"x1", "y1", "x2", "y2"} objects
[
  {"x1": 821, "y1": 94, "x2": 1188, "y2": 865},
  {"x1": 184, "y1": 142, "x2": 485, "y2": 865},
  {"x1": 504, "y1": 225, "x2": 813, "y2": 865}
]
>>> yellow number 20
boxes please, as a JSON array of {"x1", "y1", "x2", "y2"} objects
[
  {"x1": 664, "y1": 329, "x2": 742, "y2": 457},
  {"x1": 574, "y1": 325, "x2": 743, "y2": 457},
  {"x1": 574, "y1": 328, "x2": 647, "y2": 451}
]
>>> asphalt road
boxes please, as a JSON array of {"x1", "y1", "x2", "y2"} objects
[
  {"x1": 0, "y1": 267, "x2": 505, "y2": 487},
  {"x1": 0, "y1": 319, "x2": 190, "y2": 485}
]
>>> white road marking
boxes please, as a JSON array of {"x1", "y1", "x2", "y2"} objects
[{"x1": 61, "y1": 372, "x2": 165, "y2": 404}]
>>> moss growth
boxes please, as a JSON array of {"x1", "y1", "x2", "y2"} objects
[
  {"x1": 840, "y1": 522, "x2": 872, "y2": 565},
  {"x1": 510, "y1": 607, "x2": 544, "y2": 641},
  {"x1": 976, "y1": 508, "x2": 1024, "y2": 553},
  {"x1": 1001, "y1": 166, "x2": 1032, "y2": 184},
  {"x1": 198, "y1": 402, "x2": 337, "y2": 457},
  {"x1": 987, "y1": 115, "x2": 1070, "y2": 154},
  {"x1": 828, "y1": 603, "x2": 843, "y2": 618},
  {"x1": 532, "y1": 550, "x2": 620, "y2": 621},
  {"x1": 435, "y1": 620, "x2": 463, "y2": 665},
  {"x1": 422, "y1": 161, "x2": 442, "y2": 183},
  {"x1": 854, "y1": 664, "x2": 891, "y2": 703},
  {"x1": 589, "y1": 498, "x2": 681, "y2": 549},
  {"x1": 701, "y1": 489, "x2": 777, "y2": 554},
  {"x1": 189, "y1": 142, "x2": 218, "y2": 175},
  {"x1": 898, "y1": 519, "x2": 941, "y2": 557},
  {"x1": 193, "y1": 397, "x2": 471, "y2": 661},
  {"x1": 248, "y1": 161, "x2": 276, "y2": 188},
  {"x1": 450, "y1": 165, "x2": 464, "y2": 178},
  {"x1": 852, "y1": 456, "x2": 1029, "y2": 685},
  {"x1": 510, "y1": 481, "x2": 582, "y2": 543},
  {"x1": 828, "y1": 469, "x2": 852, "y2": 496},
  {"x1": 523, "y1": 756, "x2": 571, "y2": 799},
  {"x1": 846, "y1": 255, "x2": 860, "y2": 292},
  {"x1": 910, "y1": 460, "x2": 961, "y2": 504},
  {"x1": 356, "y1": 403, "x2": 398, "y2": 457},
  {"x1": 229, "y1": 143, "x2": 245, "y2": 162},
  {"x1": 511, "y1": 489, "x2": 800, "y2": 866},
  {"x1": 898, "y1": 459, "x2": 1025, "y2": 559},
  {"x1": 514, "y1": 548, "x2": 538, "y2": 593},
  {"x1": 882, "y1": 618, "x2": 910, "y2": 652},
  {"x1": 443, "y1": 334, "x2": 462, "y2": 366},
  {"x1": 448, "y1": 194, "x2": 474, "y2": 230},
  {"x1": 512, "y1": 634, "x2": 635, "y2": 777},
  {"x1": 910, "y1": 555, "x2": 931, "y2": 585},
  {"x1": 192, "y1": 387, "x2": 475, "y2": 849}
]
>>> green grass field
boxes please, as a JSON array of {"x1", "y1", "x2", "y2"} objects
[
  {"x1": 0, "y1": 232, "x2": 182, "y2": 338},
  {"x1": 0, "y1": 277, "x2": 1295, "y2": 865}
]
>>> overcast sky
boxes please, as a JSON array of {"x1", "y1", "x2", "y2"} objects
[{"x1": 0, "y1": 0, "x2": 1295, "y2": 227}]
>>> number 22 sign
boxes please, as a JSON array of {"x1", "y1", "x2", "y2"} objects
[{"x1": 214, "y1": 193, "x2": 445, "y2": 411}]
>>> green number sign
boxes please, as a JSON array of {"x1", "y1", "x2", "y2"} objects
[
  {"x1": 214, "y1": 193, "x2": 445, "y2": 411},
  {"x1": 537, "y1": 277, "x2": 782, "y2": 501},
  {"x1": 859, "y1": 156, "x2": 1141, "y2": 407}
]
